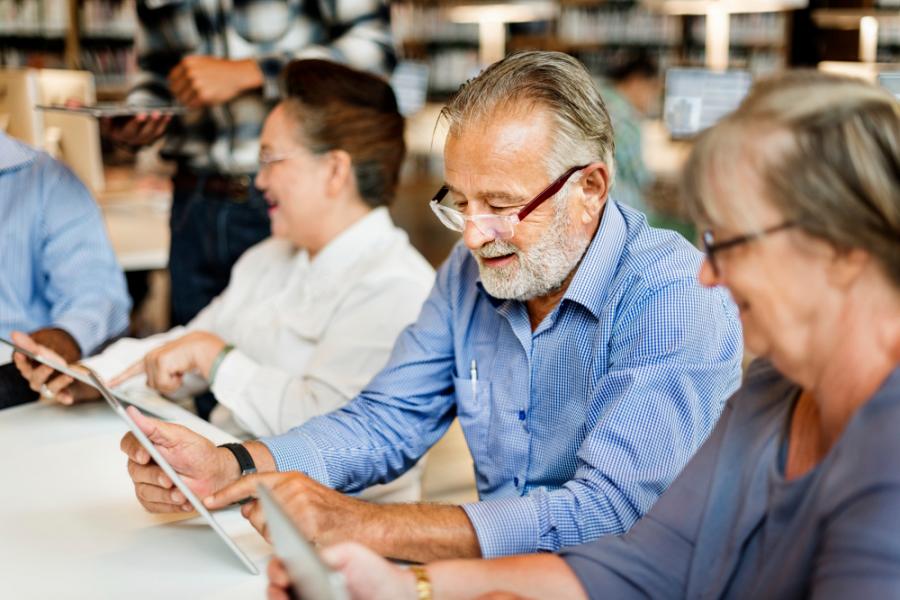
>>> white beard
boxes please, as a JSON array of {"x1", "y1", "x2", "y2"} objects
[{"x1": 474, "y1": 200, "x2": 590, "y2": 301}]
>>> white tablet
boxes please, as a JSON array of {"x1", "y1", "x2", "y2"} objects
[
  {"x1": 257, "y1": 484, "x2": 349, "y2": 600},
  {"x1": 0, "y1": 336, "x2": 170, "y2": 420},
  {"x1": 0, "y1": 337, "x2": 259, "y2": 575},
  {"x1": 35, "y1": 103, "x2": 187, "y2": 118}
]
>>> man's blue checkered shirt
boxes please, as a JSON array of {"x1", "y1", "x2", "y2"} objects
[{"x1": 262, "y1": 200, "x2": 744, "y2": 557}]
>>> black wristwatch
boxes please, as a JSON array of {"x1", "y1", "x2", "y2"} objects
[{"x1": 218, "y1": 442, "x2": 257, "y2": 477}]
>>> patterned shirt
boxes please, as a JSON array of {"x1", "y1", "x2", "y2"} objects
[
  {"x1": 0, "y1": 133, "x2": 130, "y2": 364},
  {"x1": 262, "y1": 200, "x2": 744, "y2": 557},
  {"x1": 129, "y1": 0, "x2": 395, "y2": 173}
]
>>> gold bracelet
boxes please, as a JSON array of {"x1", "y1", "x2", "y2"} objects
[{"x1": 409, "y1": 565, "x2": 433, "y2": 600}]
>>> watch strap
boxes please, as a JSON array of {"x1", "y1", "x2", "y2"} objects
[{"x1": 218, "y1": 442, "x2": 257, "y2": 476}]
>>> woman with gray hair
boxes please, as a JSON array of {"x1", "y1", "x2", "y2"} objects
[{"x1": 267, "y1": 71, "x2": 900, "y2": 599}]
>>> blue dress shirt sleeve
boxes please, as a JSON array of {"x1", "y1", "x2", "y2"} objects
[
  {"x1": 38, "y1": 157, "x2": 131, "y2": 354},
  {"x1": 462, "y1": 277, "x2": 742, "y2": 557}
]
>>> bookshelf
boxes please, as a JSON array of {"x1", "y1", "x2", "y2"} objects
[{"x1": 0, "y1": 0, "x2": 135, "y2": 98}]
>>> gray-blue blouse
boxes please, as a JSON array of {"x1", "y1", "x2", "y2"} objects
[{"x1": 561, "y1": 359, "x2": 900, "y2": 599}]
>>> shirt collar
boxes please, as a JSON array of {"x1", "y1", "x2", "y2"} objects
[
  {"x1": 475, "y1": 199, "x2": 629, "y2": 319},
  {"x1": 0, "y1": 133, "x2": 37, "y2": 173},
  {"x1": 561, "y1": 199, "x2": 628, "y2": 319},
  {"x1": 309, "y1": 206, "x2": 395, "y2": 276}
]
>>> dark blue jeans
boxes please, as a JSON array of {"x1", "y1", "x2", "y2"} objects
[{"x1": 168, "y1": 173, "x2": 270, "y2": 327}]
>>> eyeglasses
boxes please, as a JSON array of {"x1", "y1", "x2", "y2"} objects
[
  {"x1": 702, "y1": 221, "x2": 797, "y2": 276},
  {"x1": 429, "y1": 164, "x2": 589, "y2": 240},
  {"x1": 258, "y1": 151, "x2": 302, "y2": 172}
]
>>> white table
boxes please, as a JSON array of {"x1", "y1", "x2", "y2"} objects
[{"x1": 0, "y1": 399, "x2": 272, "y2": 599}]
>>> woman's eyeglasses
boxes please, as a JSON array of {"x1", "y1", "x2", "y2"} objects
[{"x1": 702, "y1": 221, "x2": 797, "y2": 275}]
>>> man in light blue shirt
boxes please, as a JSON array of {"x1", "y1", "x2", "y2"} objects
[
  {"x1": 119, "y1": 51, "x2": 742, "y2": 562},
  {"x1": 0, "y1": 131, "x2": 130, "y2": 407}
]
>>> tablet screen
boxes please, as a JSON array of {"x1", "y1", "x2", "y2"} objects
[
  {"x1": 35, "y1": 103, "x2": 188, "y2": 118},
  {"x1": 257, "y1": 484, "x2": 349, "y2": 600},
  {"x1": 88, "y1": 370, "x2": 260, "y2": 575}
]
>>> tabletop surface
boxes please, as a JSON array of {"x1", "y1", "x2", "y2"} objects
[{"x1": 0, "y1": 399, "x2": 272, "y2": 599}]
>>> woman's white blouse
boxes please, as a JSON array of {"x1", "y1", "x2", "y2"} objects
[{"x1": 85, "y1": 208, "x2": 435, "y2": 500}]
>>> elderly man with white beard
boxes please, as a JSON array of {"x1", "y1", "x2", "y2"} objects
[{"x1": 119, "y1": 51, "x2": 743, "y2": 564}]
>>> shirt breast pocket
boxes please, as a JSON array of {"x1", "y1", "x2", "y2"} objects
[{"x1": 452, "y1": 376, "x2": 493, "y2": 463}]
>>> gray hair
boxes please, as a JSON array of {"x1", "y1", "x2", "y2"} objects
[
  {"x1": 682, "y1": 70, "x2": 900, "y2": 288},
  {"x1": 440, "y1": 51, "x2": 616, "y2": 187}
]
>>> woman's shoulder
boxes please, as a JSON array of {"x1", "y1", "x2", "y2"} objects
[{"x1": 826, "y1": 365, "x2": 900, "y2": 487}]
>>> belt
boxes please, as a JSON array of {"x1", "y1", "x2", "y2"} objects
[{"x1": 172, "y1": 171, "x2": 255, "y2": 202}]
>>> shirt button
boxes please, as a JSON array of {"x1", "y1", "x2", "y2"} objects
[
  {"x1": 513, "y1": 477, "x2": 520, "y2": 487},
  {"x1": 518, "y1": 410, "x2": 526, "y2": 421}
]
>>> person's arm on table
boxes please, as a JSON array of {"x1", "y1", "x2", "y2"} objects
[
  {"x1": 206, "y1": 471, "x2": 480, "y2": 562},
  {"x1": 119, "y1": 406, "x2": 277, "y2": 512},
  {"x1": 265, "y1": 544, "x2": 586, "y2": 600},
  {"x1": 120, "y1": 408, "x2": 479, "y2": 563},
  {"x1": 266, "y1": 381, "x2": 747, "y2": 600}
]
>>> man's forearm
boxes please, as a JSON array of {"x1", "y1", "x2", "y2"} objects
[
  {"x1": 428, "y1": 554, "x2": 588, "y2": 600},
  {"x1": 244, "y1": 440, "x2": 278, "y2": 474},
  {"x1": 360, "y1": 503, "x2": 482, "y2": 563}
]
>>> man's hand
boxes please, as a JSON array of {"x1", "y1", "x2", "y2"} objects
[
  {"x1": 168, "y1": 56, "x2": 263, "y2": 108},
  {"x1": 10, "y1": 330, "x2": 97, "y2": 405},
  {"x1": 100, "y1": 112, "x2": 171, "y2": 148},
  {"x1": 205, "y1": 472, "x2": 378, "y2": 547},
  {"x1": 29, "y1": 327, "x2": 80, "y2": 362},
  {"x1": 120, "y1": 406, "x2": 240, "y2": 512},
  {"x1": 267, "y1": 544, "x2": 418, "y2": 600},
  {"x1": 109, "y1": 331, "x2": 227, "y2": 394}
]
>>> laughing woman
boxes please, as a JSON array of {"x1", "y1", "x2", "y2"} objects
[
  {"x1": 267, "y1": 71, "x2": 900, "y2": 599},
  {"x1": 13, "y1": 60, "x2": 434, "y2": 502}
]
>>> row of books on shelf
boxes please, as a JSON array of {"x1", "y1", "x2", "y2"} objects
[
  {"x1": 0, "y1": 0, "x2": 67, "y2": 36},
  {"x1": 0, "y1": 0, "x2": 134, "y2": 37},
  {"x1": 81, "y1": 0, "x2": 135, "y2": 38},
  {"x1": 391, "y1": 5, "x2": 479, "y2": 44},
  {"x1": 691, "y1": 13, "x2": 786, "y2": 47},
  {"x1": 419, "y1": 45, "x2": 786, "y2": 98},
  {"x1": 1, "y1": 45, "x2": 134, "y2": 89},
  {"x1": 558, "y1": 8, "x2": 682, "y2": 45}
]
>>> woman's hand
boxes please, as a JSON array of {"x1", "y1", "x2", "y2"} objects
[{"x1": 110, "y1": 331, "x2": 226, "y2": 394}]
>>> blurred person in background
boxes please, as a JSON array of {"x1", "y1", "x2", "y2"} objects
[
  {"x1": 1, "y1": 130, "x2": 129, "y2": 409},
  {"x1": 104, "y1": 0, "x2": 395, "y2": 327},
  {"x1": 597, "y1": 50, "x2": 661, "y2": 217}
]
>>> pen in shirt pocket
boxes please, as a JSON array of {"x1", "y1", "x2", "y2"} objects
[{"x1": 470, "y1": 359, "x2": 478, "y2": 397}]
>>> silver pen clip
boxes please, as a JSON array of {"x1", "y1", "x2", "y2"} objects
[{"x1": 470, "y1": 359, "x2": 478, "y2": 397}]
